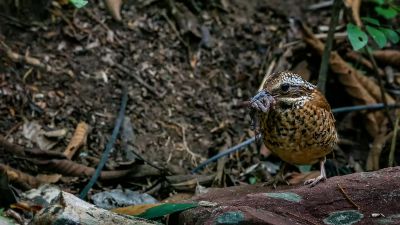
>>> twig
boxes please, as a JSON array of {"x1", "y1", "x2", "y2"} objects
[
  {"x1": 0, "y1": 135, "x2": 66, "y2": 159},
  {"x1": 258, "y1": 59, "x2": 276, "y2": 91},
  {"x1": 160, "y1": 9, "x2": 193, "y2": 67},
  {"x1": 5, "y1": 122, "x2": 22, "y2": 139},
  {"x1": 346, "y1": 51, "x2": 384, "y2": 76},
  {"x1": 0, "y1": 40, "x2": 73, "y2": 76},
  {"x1": 79, "y1": 85, "x2": 128, "y2": 199},
  {"x1": 0, "y1": 41, "x2": 51, "y2": 71},
  {"x1": 315, "y1": 32, "x2": 347, "y2": 40},
  {"x1": 114, "y1": 64, "x2": 162, "y2": 98},
  {"x1": 126, "y1": 147, "x2": 165, "y2": 172},
  {"x1": 365, "y1": 47, "x2": 394, "y2": 127},
  {"x1": 283, "y1": 32, "x2": 348, "y2": 49},
  {"x1": 191, "y1": 103, "x2": 400, "y2": 173},
  {"x1": 83, "y1": 8, "x2": 123, "y2": 45},
  {"x1": 160, "y1": 10, "x2": 189, "y2": 49},
  {"x1": 284, "y1": 211, "x2": 319, "y2": 225},
  {"x1": 178, "y1": 124, "x2": 205, "y2": 167},
  {"x1": 214, "y1": 133, "x2": 231, "y2": 186},
  {"x1": 366, "y1": 131, "x2": 393, "y2": 170},
  {"x1": 317, "y1": 0, "x2": 342, "y2": 94},
  {"x1": 337, "y1": 183, "x2": 360, "y2": 210},
  {"x1": 191, "y1": 136, "x2": 256, "y2": 173},
  {"x1": 388, "y1": 114, "x2": 400, "y2": 167},
  {"x1": 331, "y1": 103, "x2": 400, "y2": 113},
  {"x1": 308, "y1": 0, "x2": 333, "y2": 10}
]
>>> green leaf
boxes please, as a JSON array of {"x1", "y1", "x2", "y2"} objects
[
  {"x1": 249, "y1": 177, "x2": 257, "y2": 184},
  {"x1": 346, "y1": 23, "x2": 368, "y2": 51},
  {"x1": 372, "y1": 0, "x2": 384, "y2": 5},
  {"x1": 69, "y1": 0, "x2": 88, "y2": 8},
  {"x1": 366, "y1": 25, "x2": 387, "y2": 48},
  {"x1": 297, "y1": 165, "x2": 312, "y2": 173},
  {"x1": 137, "y1": 203, "x2": 198, "y2": 219},
  {"x1": 0, "y1": 209, "x2": 16, "y2": 225},
  {"x1": 381, "y1": 28, "x2": 399, "y2": 43},
  {"x1": 361, "y1": 17, "x2": 380, "y2": 26},
  {"x1": 375, "y1": 6, "x2": 398, "y2": 19}
]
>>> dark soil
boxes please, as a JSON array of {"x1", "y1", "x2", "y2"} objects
[
  {"x1": 0, "y1": 0, "x2": 296, "y2": 193},
  {"x1": 1, "y1": 0, "x2": 396, "y2": 203}
]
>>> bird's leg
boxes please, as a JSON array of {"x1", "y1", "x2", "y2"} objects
[
  {"x1": 263, "y1": 162, "x2": 288, "y2": 188},
  {"x1": 304, "y1": 158, "x2": 327, "y2": 187}
]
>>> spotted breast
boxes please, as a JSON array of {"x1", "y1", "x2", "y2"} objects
[{"x1": 250, "y1": 71, "x2": 338, "y2": 186}]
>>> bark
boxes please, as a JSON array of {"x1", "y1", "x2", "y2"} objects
[{"x1": 178, "y1": 167, "x2": 400, "y2": 225}]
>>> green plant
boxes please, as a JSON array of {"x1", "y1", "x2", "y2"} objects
[
  {"x1": 347, "y1": 0, "x2": 399, "y2": 51},
  {"x1": 69, "y1": 0, "x2": 88, "y2": 8}
]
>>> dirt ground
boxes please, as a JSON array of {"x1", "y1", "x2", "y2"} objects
[
  {"x1": 0, "y1": 0, "x2": 398, "y2": 203},
  {"x1": 0, "y1": 0, "x2": 288, "y2": 183}
]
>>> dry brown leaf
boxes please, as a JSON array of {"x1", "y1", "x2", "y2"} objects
[
  {"x1": 287, "y1": 171, "x2": 320, "y2": 185},
  {"x1": 34, "y1": 159, "x2": 159, "y2": 180},
  {"x1": 104, "y1": 0, "x2": 122, "y2": 21},
  {"x1": 354, "y1": 72, "x2": 395, "y2": 104},
  {"x1": 10, "y1": 201, "x2": 43, "y2": 213},
  {"x1": 346, "y1": 51, "x2": 385, "y2": 76},
  {"x1": 0, "y1": 164, "x2": 40, "y2": 189},
  {"x1": 373, "y1": 50, "x2": 400, "y2": 69},
  {"x1": 22, "y1": 121, "x2": 59, "y2": 151},
  {"x1": 56, "y1": 0, "x2": 69, "y2": 5},
  {"x1": 36, "y1": 174, "x2": 62, "y2": 184},
  {"x1": 0, "y1": 134, "x2": 67, "y2": 159},
  {"x1": 63, "y1": 121, "x2": 89, "y2": 159},
  {"x1": 344, "y1": 0, "x2": 362, "y2": 27},
  {"x1": 292, "y1": 60, "x2": 311, "y2": 81},
  {"x1": 0, "y1": 41, "x2": 53, "y2": 71},
  {"x1": 366, "y1": 130, "x2": 393, "y2": 171}
]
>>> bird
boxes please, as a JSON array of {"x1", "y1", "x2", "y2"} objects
[{"x1": 249, "y1": 71, "x2": 338, "y2": 187}]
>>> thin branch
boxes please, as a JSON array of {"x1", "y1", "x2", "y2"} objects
[
  {"x1": 365, "y1": 47, "x2": 394, "y2": 127},
  {"x1": 79, "y1": 85, "x2": 128, "y2": 199},
  {"x1": 191, "y1": 137, "x2": 256, "y2": 173},
  {"x1": 318, "y1": 0, "x2": 342, "y2": 94},
  {"x1": 114, "y1": 64, "x2": 162, "y2": 98},
  {"x1": 337, "y1": 183, "x2": 360, "y2": 210},
  {"x1": 388, "y1": 114, "x2": 400, "y2": 167}
]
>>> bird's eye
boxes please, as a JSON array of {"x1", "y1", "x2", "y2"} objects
[{"x1": 280, "y1": 83, "x2": 290, "y2": 92}]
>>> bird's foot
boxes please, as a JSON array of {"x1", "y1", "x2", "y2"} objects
[
  {"x1": 305, "y1": 158, "x2": 327, "y2": 187},
  {"x1": 249, "y1": 90, "x2": 276, "y2": 113},
  {"x1": 304, "y1": 174, "x2": 326, "y2": 187}
]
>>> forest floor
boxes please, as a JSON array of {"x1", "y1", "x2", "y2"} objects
[{"x1": 0, "y1": 0, "x2": 399, "y2": 223}]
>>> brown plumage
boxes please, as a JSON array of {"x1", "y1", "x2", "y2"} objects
[{"x1": 250, "y1": 71, "x2": 338, "y2": 186}]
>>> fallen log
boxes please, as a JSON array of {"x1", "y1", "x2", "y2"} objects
[{"x1": 178, "y1": 167, "x2": 400, "y2": 225}]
